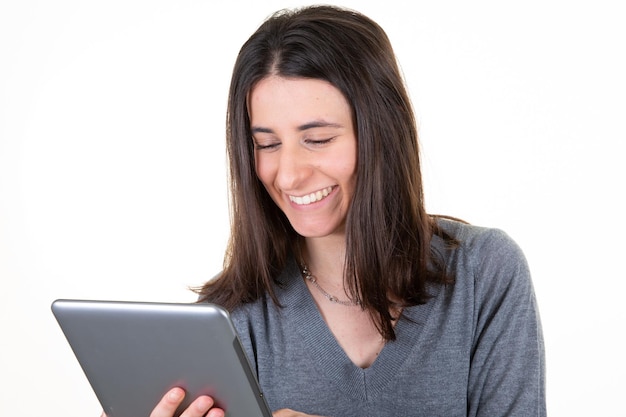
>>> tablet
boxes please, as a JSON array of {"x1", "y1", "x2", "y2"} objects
[{"x1": 51, "y1": 299, "x2": 272, "y2": 417}]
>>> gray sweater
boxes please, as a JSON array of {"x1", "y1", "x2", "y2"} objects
[{"x1": 229, "y1": 219, "x2": 546, "y2": 416}]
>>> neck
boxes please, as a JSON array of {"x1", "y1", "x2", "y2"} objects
[{"x1": 300, "y1": 234, "x2": 346, "y2": 287}]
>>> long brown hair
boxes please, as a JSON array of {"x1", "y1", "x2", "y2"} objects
[{"x1": 197, "y1": 5, "x2": 456, "y2": 340}]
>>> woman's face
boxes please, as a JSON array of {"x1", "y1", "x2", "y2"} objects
[{"x1": 249, "y1": 76, "x2": 357, "y2": 239}]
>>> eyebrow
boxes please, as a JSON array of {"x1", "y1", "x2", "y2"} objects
[{"x1": 251, "y1": 120, "x2": 344, "y2": 134}]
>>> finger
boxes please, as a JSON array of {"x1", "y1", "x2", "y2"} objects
[
  {"x1": 150, "y1": 387, "x2": 186, "y2": 417},
  {"x1": 181, "y1": 395, "x2": 222, "y2": 417},
  {"x1": 273, "y1": 409, "x2": 321, "y2": 417},
  {"x1": 273, "y1": 409, "x2": 296, "y2": 417},
  {"x1": 206, "y1": 407, "x2": 226, "y2": 417}
]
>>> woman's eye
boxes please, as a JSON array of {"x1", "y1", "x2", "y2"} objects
[
  {"x1": 254, "y1": 142, "x2": 280, "y2": 151},
  {"x1": 306, "y1": 137, "x2": 334, "y2": 146}
]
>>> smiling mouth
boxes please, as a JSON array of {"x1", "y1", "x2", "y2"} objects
[{"x1": 289, "y1": 186, "x2": 334, "y2": 206}]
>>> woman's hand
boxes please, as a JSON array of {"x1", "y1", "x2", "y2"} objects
[
  {"x1": 150, "y1": 387, "x2": 224, "y2": 417},
  {"x1": 273, "y1": 409, "x2": 325, "y2": 417},
  {"x1": 99, "y1": 387, "x2": 225, "y2": 417}
]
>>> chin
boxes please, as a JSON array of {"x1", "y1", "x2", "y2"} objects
[{"x1": 291, "y1": 222, "x2": 345, "y2": 239}]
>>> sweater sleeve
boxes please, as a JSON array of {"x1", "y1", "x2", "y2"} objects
[{"x1": 467, "y1": 229, "x2": 546, "y2": 417}]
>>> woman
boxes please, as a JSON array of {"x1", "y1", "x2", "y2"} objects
[{"x1": 143, "y1": 5, "x2": 545, "y2": 417}]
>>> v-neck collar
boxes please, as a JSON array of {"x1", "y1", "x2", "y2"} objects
[{"x1": 276, "y1": 258, "x2": 441, "y2": 401}]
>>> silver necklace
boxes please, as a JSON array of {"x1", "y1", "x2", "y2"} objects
[{"x1": 300, "y1": 263, "x2": 361, "y2": 307}]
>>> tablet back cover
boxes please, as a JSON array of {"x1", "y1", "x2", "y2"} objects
[{"x1": 52, "y1": 299, "x2": 271, "y2": 417}]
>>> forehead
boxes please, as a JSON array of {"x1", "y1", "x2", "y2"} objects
[{"x1": 248, "y1": 76, "x2": 352, "y2": 128}]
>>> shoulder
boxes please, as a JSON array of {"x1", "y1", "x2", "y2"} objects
[
  {"x1": 436, "y1": 217, "x2": 523, "y2": 254},
  {"x1": 435, "y1": 217, "x2": 528, "y2": 272},
  {"x1": 434, "y1": 217, "x2": 533, "y2": 301}
]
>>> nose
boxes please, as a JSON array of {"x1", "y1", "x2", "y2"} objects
[{"x1": 275, "y1": 144, "x2": 310, "y2": 191}]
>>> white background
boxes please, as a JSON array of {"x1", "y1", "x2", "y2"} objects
[{"x1": 1, "y1": 1, "x2": 624, "y2": 416}]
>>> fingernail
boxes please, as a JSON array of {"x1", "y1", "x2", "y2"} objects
[
  {"x1": 196, "y1": 396, "x2": 213, "y2": 410},
  {"x1": 168, "y1": 388, "x2": 184, "y2": 401}
]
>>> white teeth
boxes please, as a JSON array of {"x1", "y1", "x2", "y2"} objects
[{"x1": 289, "y1": 186, "x2": 333, "y2": 205}]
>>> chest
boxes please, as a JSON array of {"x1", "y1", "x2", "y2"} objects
[
  {"x1": 316, "y1": 304, "x2": 386, "y2": 369},
  {"x1": 254, "y1": 311, "x2": 470, "y2": 417}
]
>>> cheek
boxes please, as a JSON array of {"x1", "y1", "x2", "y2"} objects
[
  {"x1": 345, "y1": 168, "x2": 357, "y2": 196},
  {"x1": 254, "y1": 154, "x2": 274, "y2": 188},
  {"x1": 337, "y1": 154, "x2": 357, "y2": 186}
]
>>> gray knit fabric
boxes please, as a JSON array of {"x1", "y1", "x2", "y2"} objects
[{"x1": 227, "y1": 219, "x2": 546, "y2": 416}]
